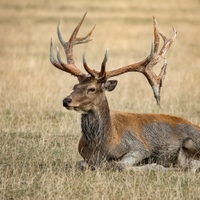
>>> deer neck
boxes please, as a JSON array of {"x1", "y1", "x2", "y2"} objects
[{"x1": 81, "y1": 98, "x2": 111, "y2": 146}]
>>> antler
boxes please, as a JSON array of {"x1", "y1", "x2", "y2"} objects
[
  {"x1": 83, "y1": 48, "x2": 108, "y2": 80},
  {"x1": 83, "y1": 16, "x2": 177, "y2": 105},
  {"x1": 50, "y1": 13, "x2": 177, "y2": 105},
  {"x1": 50, "y1": 12, "x2": 95, "y2": 77}
]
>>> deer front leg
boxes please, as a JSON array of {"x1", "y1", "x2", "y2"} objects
[
  {"x1": 78, "y1": 160, "x2": 90, "y2": 170},
  {"x1": 78, "y1": 136, "x2": 93, "y2": 170},
  {"x1": 116, "y1": 150, "x2": 168, "y2": 171},
  {"x1": 116, "y1": 151, "x2": 145, "y2": 169},
  {"x1": 78, "y1": 136, "x2": 110, "y2": 170},
  {"x1": 189, "y1": 160, "x2": 200, "y2": 174},
  {"x1": 112, "y1": 130, "x2": 167, "y2": 171}
]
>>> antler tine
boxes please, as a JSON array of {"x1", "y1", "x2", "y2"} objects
[
  {"x1": 55, "y1": 47, "x2": 83, "y2": 75},
  {"x1": 74, "y1": 25, "x2": 96, "y2": 45},
  {"x1": 145, "y1": 25, "x2": 177, "y2": 105},
  {"x1": 153, "y1": 16, "x2": 160, "y2": 55},
  {"x1": 158, "y1": 58, "x2": 167, "y2": 82},
  {"x1": 57, "y1": 20, "x2": 66, "y2": 47},
  {"x1": 158, "y1": 28, "x2": 177, "y2": 57},
  {"x1": 148, "y1": 58, "x2": 168, "y2": 106},
  {"x1": 99, "y1": 48, "x2": 108, "y2": 78},
  {"x1": 51, "y1": 38, "x2": 82, "y2": 76},
  {"x1": 50, "y1": 12, "x2": 95, "y2": 77},
  {"x1": 149, "y1": 40, "x2": 155, "y2": 60},
  {"x1": 83, "y1": 49, "x2": 109, "y2": 80},
  {"x1": 50, "y1": 38, "x2": 67, "y2": 72},
  {"x1": 83, "y1": 52, "x2": 99, "y2": 78}
]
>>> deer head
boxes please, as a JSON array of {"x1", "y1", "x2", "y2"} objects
[
  {"x1": 50, "y1": 12, "x2": 177, "y2": 111},
  {"x1": 62, "y1": 76, "x2": 117, "y2": 114}
]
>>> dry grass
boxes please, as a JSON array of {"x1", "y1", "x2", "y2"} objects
[{"x1": 1, "y1": 0, "x2": 200, "y2": 199}]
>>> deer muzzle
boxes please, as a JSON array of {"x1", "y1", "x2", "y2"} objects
[{"x1": 63, "y1": 97, "x2": 72, "y2": 108}]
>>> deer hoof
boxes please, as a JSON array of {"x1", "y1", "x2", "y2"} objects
[{"x1": 78, "y1": 160, "x2": 88, "y2": 171}]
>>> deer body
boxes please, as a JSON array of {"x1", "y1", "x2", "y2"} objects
[
  {"x1": 50, "y1": 13, "x2": 200, "y2": 172},
  {"x1": 65, "y1": 76, "x2": 200, "y2": 170},
  {"x1": 79, "y1": 110, "x2": 200, "y2": 169}
]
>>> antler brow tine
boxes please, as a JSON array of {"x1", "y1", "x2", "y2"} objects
[
  {"x1": 100, "y1": 48, "x2": 109, "y2": 78},
  {"x1": 50, "y1": 38, "x2": 66, "y2": 72},
  {"x1": 83, "y1": 52, "x2": 98, "y2": 77}
]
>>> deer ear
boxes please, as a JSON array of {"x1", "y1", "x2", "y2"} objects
[{"x1": 104, "y1": 80, "x2": 118, "y2": 91}]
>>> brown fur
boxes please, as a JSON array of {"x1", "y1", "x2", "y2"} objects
[{"x1": 62, "y1": 76, "x2": 200, "y2": 171}]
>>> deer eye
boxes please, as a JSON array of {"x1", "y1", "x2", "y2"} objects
[{"x1": 88, "y1": 87, "x2": 96, "y2": 93}]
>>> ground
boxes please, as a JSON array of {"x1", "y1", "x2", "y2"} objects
[{"x1": 1, "y1": 0, "x2": 200, "y2": 199}]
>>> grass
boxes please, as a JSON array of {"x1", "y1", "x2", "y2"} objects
[{"x1": 1, "y1": 0, "x2": 200, "y2": 199}]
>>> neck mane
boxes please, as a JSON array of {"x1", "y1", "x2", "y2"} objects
[{"x1": 81, "y1": 98, "x2": 111, "y2": 146}]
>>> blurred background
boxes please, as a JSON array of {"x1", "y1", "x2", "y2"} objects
[
  {"x1": 1, "y1": 0, "x2": 200, "y2": 199},
  {"x1": 1, "y1": 0, "x2": 200, "y2": 117}
]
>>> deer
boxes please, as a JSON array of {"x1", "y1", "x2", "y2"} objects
[{"x1": 49, "y1": 12, "x2": 200, "y2": 173}]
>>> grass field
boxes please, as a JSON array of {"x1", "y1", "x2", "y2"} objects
[{"x1": 1, "y1": 0, "x2": 200, "y2": 199}]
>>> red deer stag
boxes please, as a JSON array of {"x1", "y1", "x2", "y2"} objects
[{"x1": 50, "y1": 13, "x2": 200, "y2": 172}]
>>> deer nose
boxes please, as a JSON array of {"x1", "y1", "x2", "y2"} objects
[{"x1": 63, "y1": 97, "x2": 72, "y2": 107}]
